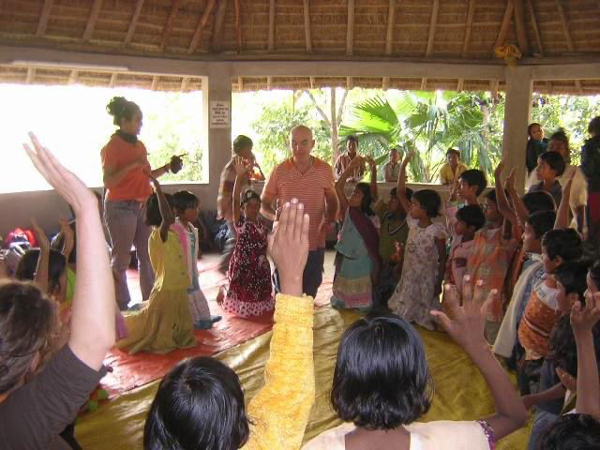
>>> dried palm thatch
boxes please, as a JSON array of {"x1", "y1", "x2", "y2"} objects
[{"x1": 0, "y1": 0, "x2": 599, "y2": 94}]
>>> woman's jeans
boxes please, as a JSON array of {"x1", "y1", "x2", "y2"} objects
[{"x1": 104, "y1": 200, "x2": 154, "y2": 310}]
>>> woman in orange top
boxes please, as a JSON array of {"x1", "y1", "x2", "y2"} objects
[{"x1": 101, "y1": 96, "x2": 181, "y2": 310}]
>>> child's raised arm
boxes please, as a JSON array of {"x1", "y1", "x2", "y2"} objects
[
  {"x1": 396, "y1": 150, "x2": 414, "y2": 213},
  {"x1": 555, "y1": 171, "x2": 575, "y2": 230},
  {"x1": 232, "y1": 157, "x2": 251, "y2": 223},
  {"x1": 30, "y1": 218, "x2": 49, "y2": 294},
  {"x1": 335, "y1": 155, "x2": 364, "y2": 215},
  {"x1": 494, "y1": 163, "x2": 519, "y2": 240},
  {"x1": 150, "y1": 177, "x2": 175, "y2": 243},
  {"x1": 366, "y1": 156, "x2": 378, "y2": 201},
  {"x1": 506, "y1": 168, "x2": 529, "y2": 230},
  {"x1": 24, "y1": 133, "x2": 115, "y2": 371}
]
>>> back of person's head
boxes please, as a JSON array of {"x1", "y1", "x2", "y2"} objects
[
  {"x1": 106, "y1": 96, "x2": 141, "y2": 127},
  {"x1": 15, "y1": 248, "x2": 67, "y2": 296},
  {"x1": 173, "y1": 190, "x2": 199, "y2": 213},
  {"x1": 412, "y1": 189, "x2": 441, "y2": 218},
  {"x1": 539, "y1": 151, "x2": 566, "y2": 177},
  {"x1": 522, "y1": 191, "x2": 556, "y2": 214},
  {"x1": 590, "y1": 259, "x2": 600, "y2": 291},
  {"x1": 389, "y1": 187, "x2": 413, "y2": 202},
  {"x1": 232, "y1": 135, "x2": 253, "y2": 155},
  {"x1": 541, "y1": 229, "x2": 583, "y2": 263},
  {"x1": 146, "y1": 193, "x2": 175, "y2": 227},
  {"x1": 240, "y1": 189, "x2": 261, "y2": 207},
  {"x1": 588, "y1": 116, "x2": 600, "y2": 136},
  {"x1": 456, "y1": 204, "x2": 486, "y2": 231},
  {"x1": 331, "y1": 314, "x2": 433, "y2": 430},
  {"x1": 553, "y1": 260, "x2": 590, "y2": 302},
  {"x1": 355, "y1": 182, "x2": 375, "y2": 216},
  {"x1": 144, "y1": 357, "x2": 250, "y2": 450},
  {"x1": 459, "y1": 169, "x2": 487, "y2": 196},
  {"x1": 538, "y1": 414, "x2": 600, "y2": 450},
  {"x1": 526, "y1": 211, "x2": 557, "y2": 240},
  {"x1": 549, "y1": 129, "x2": 571, "y2": 162},
  {"x1": 0, "y1": 280, "x2": 55, "y2": 395},
  {"x1": 484, "y1": 188, "x2": 497, "y2": 204}
]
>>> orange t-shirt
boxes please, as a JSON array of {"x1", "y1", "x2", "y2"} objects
[{"x1": 101, "y1": 134, "x2": 152, "y2": 201}]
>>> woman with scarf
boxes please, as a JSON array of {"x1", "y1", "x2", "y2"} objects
[
  {"x1": 331, "y1": 156, "x2": 380, "y2": 311},
  {"x1": 102, "y1": 96, "x2": 182, "y2": 311}
]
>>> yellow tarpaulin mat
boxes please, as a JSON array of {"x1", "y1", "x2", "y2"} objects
[{"x1": 76, "y1": 306, "x2": 532, "y2": 449}]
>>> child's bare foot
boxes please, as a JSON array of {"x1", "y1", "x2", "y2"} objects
[{"x1": 216, "y1": 285, "x2": 226, "y2": 305}]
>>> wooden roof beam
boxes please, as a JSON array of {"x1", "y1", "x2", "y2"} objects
[
  {"x1": 526, "y1": 0, "x2": 543, "y2": 56},
  {"x1": 420, "y1": 78, "x2": 427, "y2": 90},
  {"x1": 268, "y1": 0, "x2": 276, "y2": 51},
  {"x1": 555, "y1": 0, "x2": 582, "y2": 93},
  {"x1": 346, "y1": 0, "x2": 355, "y2": 56},
  {"x1": 36, "y1": 0, "x2": 54, "y2": 37},
  {"x1": 83, "y1": 0, "x2": 103, "y2": 41},
  {"x1": 494, "y1": 0, "x2": 514, "y2": 51},
  {"x1": 211, "y1": 0, "x2": 230, "y2": 52},
  {"x1": 309, "y1": 76, "x2": 315, "y2": 89},
  {"x1": 385, "y1": 0, "x2": 396, "y2": 55},
  {"x1": 160, "y1": 0, "x2": 182, "y2": 51},
  {"x1": 346, "y1": 76, "x2": 353, "y2": 90},
  {"x1": 267, "y1": 76, "x2": 272, "y2": 90},
  {"x1": 26, "y1": 68, "x2": 35, "y2": 84},
  {"x1": 303, "y1": 0, "x2": 313, "y2": 52},
  {"x1": 151, "y1": 75, "x2": 159, "y2": 91},
  {"x1": 124, "y1": 0, "x2": 145, "y2": 45},
  {"x1": 234, "y1": 0, "x2": 242, "y2": 53},
  {"x1": 181, "y1": 76, "x2": 189, "y2": 91},
  {"x1": 188, "y1": 0, "x2": 216, "y2": 54},
  {"x1": 68, "y1": 70, "x2": 78, "y2": 85},
  {"x1": 425, "y1": 0, "x2": 440, "y2": 57},
  {"x1": 382, "y1": 76, "x2": 390, "y2": 90},
  {"x1": 462, "y1": 0, "x2": 475, "y2": 56},
  {"x1": 513, "y1": 0, "x2": 530, "y2": 55},
  {"x1": 238, "y1": 76, "x2": 244, "y2": 92},
  {"x1": 109, "y1": 73, "x2": 118, "y2": 87}
]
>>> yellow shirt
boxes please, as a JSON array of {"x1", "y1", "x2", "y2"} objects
[
  {"x1": 439, "y1": 163, "x2": 468, "y2": 185},
  {"x1": 244, "y1": 293, "x2": 315, "y2": 450}
]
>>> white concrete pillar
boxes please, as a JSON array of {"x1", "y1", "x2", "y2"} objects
[
  {"x1": 202, "y1": 63, "x2": 233, "y2": 209},
  {"x1": 501, "y1": 66, "x2": 533, "y2": 193}
]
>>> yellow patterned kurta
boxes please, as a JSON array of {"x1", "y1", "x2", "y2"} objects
[{"x1": 244, "y1": 294, "x2": 315, "y2": 450}]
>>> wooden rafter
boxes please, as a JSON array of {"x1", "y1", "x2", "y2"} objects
[
  {"x1": 188, "y1": 0, "x2": 216, "y2": 54},
  {"x1": 462, "y1": 0, "x2": 475, "y2": 56},
  {"x1": 303, "y1": 0, "x2": 313, "y2": 52},
  {"x1": 83, "y1": 0, "x2": 103, "y2": 41},
  {"x1": 555, "y1": 0, "x2": 582, "y2": 93},
  {"x1": 151, "y1": 76, "x2": 159, "y2": 91},
  {"x1": 238, "y1": 76, "x2": 244, "y2": 92},
  {"x1": 267, "y1": 76, "x2": 272, "y2": 90},
  {"x1": 513, "y1": 0, "x2": 530, "y2": 55},
  {"x1": 457, "y1": 78, "x2": 464, "y2": 91},
  {"x1": 211, "y1": 0, "x2": 230, "y2": 52},
  {"x1": 160, "y1": 0, "x2": 182, "y2": 51},
  {"x1": 234, "y1": 0, "x2": 242, "y2": 53},
  {"x1": 68, "y1": 70, "x2": 78, "y2": 85},
  {"x1": 490, "y1": 79, "x2": 500, "y2": 99},
  {"x1": 385, "y1": 0, "x2": 396, "y2": 55},
  {"x1": 526, "y1": 0, "x2": 543, "y2": 56},
  {"x1": 346, "y1": 0, "x2": 355, "y2": 56},
  {"x1": 36, "y1": 0, "x2": 54, "y2": 37},
  {"x1": 426, "y1": 0, "x2": 440, "y2": 57},
  {"x1": 382, "y1": 77, "x2": 390, "y2": 90},
  {"x1": 494, "y1": 0, "x2": 514, "y2": 51},
  {"x1": 26, "y1": 68, "x2": 35, "y2": 84},
  {"x1": 109, "y1": 73, "x2": 118, "y2": 87},
  {"x1": 420, "y1": 78, "x2": 427, "y2": 90},
  {"x1": 346, "y1": 76, "x2": 353, "y2": 90},
  {"x1": 268, "y1": 0, "x2": 276, "y2": 51},
  {"x1": 124, "y1": 0, "x2": 145, "y2": 45},
  {"x1": 309, "y1": 76, "x2": 315, "y2": 89},
  {"x1": 181, "y1": 77, "x2": 189, "y2": 91}
]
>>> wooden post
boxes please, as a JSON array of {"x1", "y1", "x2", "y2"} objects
[
  {"x1": 346, "y1": 0, "x2": 355, "y2": 56},
  {"x1": 268, "y1": 0, "x2": 276, "y2": 51},
  {"x1": 303, "y1": 0, "x2": 312, "y2": 52},
  {"x1": 385, "y1": 0, "x2": 396, "y2": 55}
]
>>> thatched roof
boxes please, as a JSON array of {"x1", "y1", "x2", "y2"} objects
[{"x1": 1, "y1": 0, "x2": 599, "y2": 94}]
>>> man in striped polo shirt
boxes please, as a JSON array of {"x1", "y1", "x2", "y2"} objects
[{"x1": 261, "y1": 125, "x2": 339, "y2": 297}]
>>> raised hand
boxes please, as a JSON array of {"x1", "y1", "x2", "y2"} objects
[
  {"x1": 364, "y1": 155, "x2": 376, "y2": 168},
  {"x1": 268, "y1": 198, "x2": 310, "y2": 298},
  {"x1": 348, "y1": 155, "x2": 364, "y2": 169},
  {"x1": 494, "y1": 161, "x2": 505, "y2": 180},
  {"x1": 23, "y1": 133, "x2": 97, "y2": 216},
  {"x1": 506, "y1": 167, "x2": 517, "y2": 191},
  {"x1": 59, "y1": 218, "x2": 75, "y2": 258},
  {"x1": 169, "y1": 155, "x2": 183, "y2": 174},
  {"x1": 233, "y1": 156, "x2": 251, "y2": 178},
  {"x1": 571, "y1": 292, "x2": 600, "y2": 334},
  {"x1": 403, "y1": 148, "x2": 416, "y2": 166},
  {"x1": 30, "y1": 218, "x2": 49, "y2": 252}
]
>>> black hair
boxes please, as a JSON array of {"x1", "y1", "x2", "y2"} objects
[
  {"x1": 15, "y1": 248, "x2": 67, "y2": 295},
  {"x1": 173, "y1": 190, "x2": 199, "y2": 213},
  {"x1": 539, "y1": 414, "x2": 600, "y2": 450},
  {"x1": 527, "y1": 122, "x2": 542, "y2": 137},
  {"x1": 484, "y1": 188, "x2": 497, "y2": 204},
  {"x1": 549, "y1": 314, "x2": 600, "y2": 378},
  {"x1": 389, "y1": 187, "x2": 413, "y2": 202},
  {"x1": 522, "y1": 191, "x2": 556, "y2": 214},
  {"x1": 446, "y1": 148, "x2": 460, "y2": 158},
  {"x1": 145, "y1": 193, "x2": 175, "y2": 227},
  {"x1": 553, "y1": 260, "x2": 591, "y2": 302},
  {"x1": 539, "y1": 151, "x2": 566, "y2": 177},
  {"x1": 233, "y1": 135, "x2": 253, "y2": 155},
  {"x1": 354, "y1": 182, "x2": 375, "y2": 216},
  {"x1": 459, "y1": 169, "x2": 488, "y2": 196},
  {"x1": 588, "y1": 116, "x2": 600, "y2": 136},
  {"x1": 240, "y1": 189, "x2": 261, "y2": 207},
  {"x1": 346, "y1": 135, "x2": 359, "y2": 144},
  {"x1": 390, "y1": 147, "x2": 398, "y2": 153},
  {"x1": 106, "y1": 96, "x2": 141, "y2": 127},
  {"x1": 549, "y1": 129, "x2": 571, "y2": 162},
  {"x1": 541, "y1": 229, "x2": 583, "y2": 263},
  {"x1": 590, "y1": 259, "x2": 600, "y2": 291},
  {"x1": 144, "y1": 357, "x2": 250, "y2": 450},
  {"x1": 526, "y1": 210, "x2": 557, "y2": 240},
  {"x1": 412, "y1": 189, "x2": 441, "y2": 218},
  {"x1": 456, "y1": 204, "x2": 486, "y2": 231},
  {"x1": 331, "y1": 314, "x2": 433, "y2": 430}
]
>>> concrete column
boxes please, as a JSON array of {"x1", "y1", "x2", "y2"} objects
[
  {"x1": 202, "y1": 63, "x2": 233, "y2": 209},
  {"x1": 501, "y1": 66, "x2": 533, "y2": 193}
]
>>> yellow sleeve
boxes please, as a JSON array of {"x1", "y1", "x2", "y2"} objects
[{"x1": 244, "y1": 294, "x2": 315, "y2": 450}]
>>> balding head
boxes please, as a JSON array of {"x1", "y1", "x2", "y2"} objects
[{"x1": 290, "y1": 125, "x2": 315, "y2": 164}]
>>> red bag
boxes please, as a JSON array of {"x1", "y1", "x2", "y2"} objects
[{"x1": 4, "y1": 227, "x2": 37, "y2": 248}]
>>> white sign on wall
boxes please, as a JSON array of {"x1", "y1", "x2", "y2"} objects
[{"x1": 210, "y1": 100, "x2": 230, "y2": 128}]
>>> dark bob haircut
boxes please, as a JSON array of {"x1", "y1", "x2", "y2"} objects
[
  {"x1": 412, "y1": 189, "x2": 442, "y2": 218},
  {"x1": 527, "y1": 122, "x2": 542, "y2": 137},
  {"x1": 173, "y1": 190, "x2": 199, "y2": 212},
  {"x1": 106, "y1": 96, "x2": 141, "y2": 127},
  {"x1": 331, "y1": 314, "x2": 433, "y2": 430},
  {"x1": 539, "y1": 151, "x2": 566, "y2": 177},
  {"x1": 346, "y1": 135, "x2": 359, "y2": 144},
  {"x1": 144, "y1": 357, "x2": 250, "y2": 450},
  {"x1": 456, "y1": 204, "x2": 486, "y2": 231},
  {"x1": 549, "y1": 314, "x2": 600, "y2": 378},
  {"x1": 538, "y1": 414, "x2": 600, "y2": 450},
  {"x1": 390, "y1": 187, "x2": 413, "y2": 202},
  {"x1": 15, "y1": 248, "x2": 67, "y2": 296},
  {"x1": 553, "y1": 260, "x2": 590, "y2": 301},
  {"x1": 459, "y1": 169, "x2": 488, "y2": 196},
  {"x1": 588, "y1": 116, "x2": 600, "y2": 135},
  {"x1": 233, "y1": 135, "x2": 253, "y2": 155},
  {"x1": 522, "y1": 191, "x2": 556, "y2": 214},
  {"x1": 241, "y1": 189, "x2": 261, "y2": 207},
  {"x1": 354, "y1": 182, "x2": 375, "y2": 216},
  {"x1": 526, "y1": 210, "x2": 556, "y2": 240},
  {"x1": 145, "y1": 193, "x2": 175, "y2": 227},
  {"x1": 541, "y1": 229, "x2": 583, "y2": 263},
  {"x1": 446, "y1": 148, "x2": 461, "y2": 158}
]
